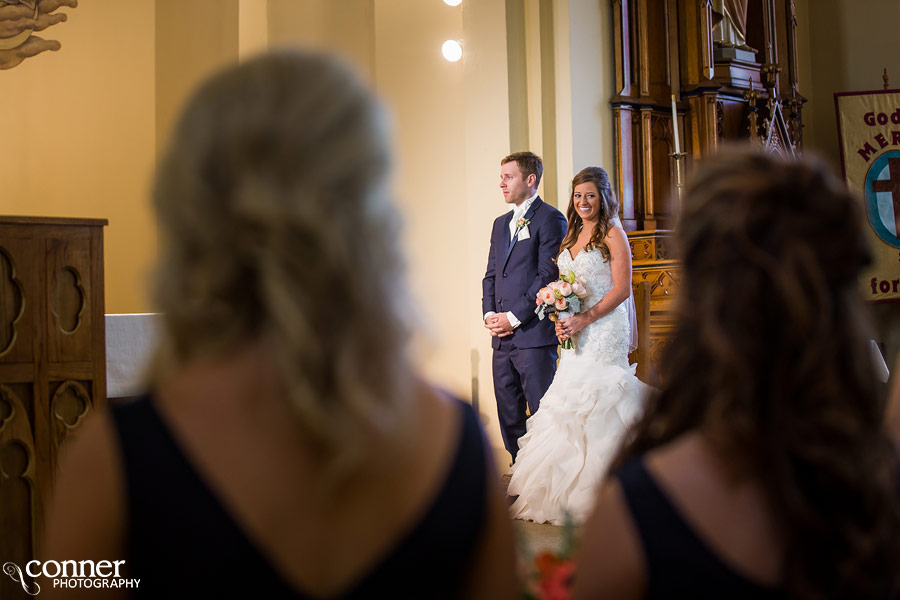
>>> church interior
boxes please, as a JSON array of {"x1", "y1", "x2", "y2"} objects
[{"x1": 2, "y1": 0, "x2": 900, "y2": 591}]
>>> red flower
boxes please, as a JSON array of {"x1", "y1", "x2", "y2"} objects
[{"x1": 533, "y1": 552, "x2": 575, "y2": 600}]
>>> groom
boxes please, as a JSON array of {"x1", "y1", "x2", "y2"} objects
[{"x1": 482, "y1": 152, "x2": 567, "y2": 463}]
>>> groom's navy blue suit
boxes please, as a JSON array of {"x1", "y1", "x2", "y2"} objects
[{"x1": 482, "y1": 197, "x2": 566, "y2": 461}]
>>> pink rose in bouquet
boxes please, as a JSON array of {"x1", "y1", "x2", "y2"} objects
[
  {"x1": 537, "y1": 287, "x2": 555, "y2": 306},
  {"x1": 534, "y1": 270, "x2": 587, "y2": 350},
  {"x1": 571, "y1": 281, "x2": 587, "y2": 299}
]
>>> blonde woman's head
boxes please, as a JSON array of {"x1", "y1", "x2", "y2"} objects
[{"x1": 152, "y1": 49, "x2": 412, "y2": 471}]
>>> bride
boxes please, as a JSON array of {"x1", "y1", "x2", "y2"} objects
[{"x1": 507, "y1": 166, "x2": 651, "y2": 525}]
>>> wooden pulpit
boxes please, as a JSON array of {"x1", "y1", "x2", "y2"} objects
[{"x1": 0, "y1": 216, "x2": 107, "y2": 595}]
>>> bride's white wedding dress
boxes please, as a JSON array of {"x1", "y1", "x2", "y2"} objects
[{"x1": 507, "y1": 246, "x2": 651, "y2": 525}]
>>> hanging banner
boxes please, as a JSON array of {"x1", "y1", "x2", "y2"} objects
[{"x1": 836, "y1": 89, "x2": 900, "y2": 302}]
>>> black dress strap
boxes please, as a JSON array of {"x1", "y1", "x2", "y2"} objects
[
  {"x1": 109, "y1": 394, "x2": 487, "y2": 599},
  {"x1": 614, "y1": 458, "x2": 784, "y2": 600}
]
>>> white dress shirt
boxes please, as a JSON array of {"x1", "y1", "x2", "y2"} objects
[
  {"x1": 485, "y1": 191, "x2": 540, "y2": 329},
  {"x1": 508, "y1": 191, "x2": 538, "y2": 241}
]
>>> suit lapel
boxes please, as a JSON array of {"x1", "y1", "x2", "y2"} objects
[
  {"x1": 503, "y1": 197, "x2": 543, "y2": 268},
  {"x1": 502, "y1": 212, "x2": 514, "y2": 249}
]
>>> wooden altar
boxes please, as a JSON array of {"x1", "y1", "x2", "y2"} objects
[{"x1": 615, "y1": 0, "x2": 805, "y2": 383}]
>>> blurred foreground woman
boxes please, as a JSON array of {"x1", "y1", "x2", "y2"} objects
[
  {"x1": 574, "y1": 148, "x2": 900, "y2": 599},
  {"x1": 43, "y1": 50, "x2": 516, "y2": 599}
]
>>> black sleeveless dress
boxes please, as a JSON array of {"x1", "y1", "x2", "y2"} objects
[
  {"x1": 109, "y1": 394, "x2": 488, "y2": 598},
  {"x1": 613, "y1": 458, "x2": 786, "y2": 599}
]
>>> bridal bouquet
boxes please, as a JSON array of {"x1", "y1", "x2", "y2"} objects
[{"x1": 534, "y1": 270, "x2": 588, "y2": 350}]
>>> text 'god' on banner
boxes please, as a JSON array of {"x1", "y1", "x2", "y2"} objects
[{"x1": 836, "y1": 89, "x2": 900, "y2": 302}]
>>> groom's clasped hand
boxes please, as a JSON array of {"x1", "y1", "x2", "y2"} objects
[{"x1": 485, "y1": 312, "x2": 514, "y2": 337}]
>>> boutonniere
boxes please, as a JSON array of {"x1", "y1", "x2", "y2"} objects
[{"x1": 516, "y1": 217, "x2": 531, "y2": 230}]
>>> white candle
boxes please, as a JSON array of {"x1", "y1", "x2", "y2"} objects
[{"x1": 671, "y1": 94, "x2": 681, "y2": 154}]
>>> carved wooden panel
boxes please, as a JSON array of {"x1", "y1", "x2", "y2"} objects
[
  {"x1": 0, "y1": 216, "x2": 106, "y2": 568},
  {"x1": 0, "y1": 384, "x2": 38, "y2": 598},
  {"x1": 717, "y1": 97, "x2": 749, "y2": 139},
  {"x1": 0, "y1": 238, "x2": 36, "y2": 366},
  {"x1": 656, "y1": 235, "x2": 673, "y2": 260},
  {"x1": 643, "y1": 0, "x2": 672, "y2": 100},
  {"x1": 633, "y1": 260, "x2": 681, "y2": 301},
  {"x1": 629, "y1": 230, "x2": 675, "y2": 262},
  {"x1": 46, "y1": 235, "x2": 93, "y2": 364},
  {"x1": 612, "y1": 0, "x2": 803, "y2": 383},
  {"x1": 0, "y1": 247, "x2": 25, "y2": 358},
  {"x1": 631, "y1": 258, "x2": 680, "y2": 387},
  {"x1": 646, "y1": 331, "x2": 674, "y2": 384},
  {"x1": 48, "y1": 379, "x2": 93, "y2": 478},
  {"x1": 640, "y1": 108, "x2": 656, "y2": 228},
  {"x1": 650, "y1": 115, "x2": 677, "y2": 227},
  {"x1": 612, "y1": 0, "x2": 637, "y2": 98},
  {"x1": 50, "y1": 267, "x2": 85, "y2": 335},
  {"x1": 636, "y1": 269, "x2": 679, "y2": 300},
  {"x1": 615, "y1": 0, "x2": 803, "y2": 220},
  {"x1": 614, "y1": 107, "x2": 638, "y2": 229},
  {"x1": 630, "y1": 238, "x2": 654, "y2": 261}
]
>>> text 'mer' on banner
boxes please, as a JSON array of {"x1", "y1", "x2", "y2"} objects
[{"x1": 836, "y1": 89, "x2": 900, "y2": 302}]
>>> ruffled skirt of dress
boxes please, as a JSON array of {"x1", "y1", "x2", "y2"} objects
[{"x1": 507, "y1": 353, "x2": 650, "y2": 525}]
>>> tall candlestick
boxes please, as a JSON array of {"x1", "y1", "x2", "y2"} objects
[{"x1": 671, "y1": 94, "x2": 681, "y2": 154}]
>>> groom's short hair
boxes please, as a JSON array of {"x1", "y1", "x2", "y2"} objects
[{"x1": 502, "y1": 152, "x2": 543, "y2": 186}]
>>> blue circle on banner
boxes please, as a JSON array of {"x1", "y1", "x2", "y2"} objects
[{"x1": 864, "y1": 150, "x2": 900, "y2": 248}]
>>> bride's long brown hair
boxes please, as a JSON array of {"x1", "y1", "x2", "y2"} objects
[{"x1": 559, "y1": 167, "x2": 619, "y2": 261}]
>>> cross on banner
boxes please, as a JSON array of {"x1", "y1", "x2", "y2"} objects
[{"x1": 871, "y1": 157, "x2": 900, "y2": 235}]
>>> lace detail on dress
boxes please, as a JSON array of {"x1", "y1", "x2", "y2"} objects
[
  {"x1": 506, "y1": 246, "x2": 651, "y2": 526},
  {"x1": 557, "y1": 248, "x2": 630, "y2": 368}
]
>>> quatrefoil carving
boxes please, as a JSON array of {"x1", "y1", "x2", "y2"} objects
[
  {"x1": 50, "y1": 266, "x2": 85, "y2": 334},
  {"x1": 0, "y1": 247, "x2": 25, "y2": 357},
  {"x1": 51, "y1": 380, "x2": 91, "y2": 430}
]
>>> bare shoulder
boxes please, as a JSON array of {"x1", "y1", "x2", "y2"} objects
[
  {"x1": 606, "y1": 223, "x2": 629, "y2": 245},
  {"x1": 572, "y1": 478, "x2": 645, "y2": 600},
  {"x1": 605, "y1": 225, "x2": 632, "y2": 270},
  {"x1": 645, "y1": 434, "x2": 783, "y2": 586},
  {"x1": 413, "y1": 383, "x2": 462, "y2": 432}
]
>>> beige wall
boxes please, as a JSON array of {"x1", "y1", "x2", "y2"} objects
[
  {"x1": 372, "y1": 0, "x2": 478, "y2": 418},
  {"x1": 2, "y1": 0, "x2": 617, "y2": 457},
  {"x1": 798, "y1": 0, "x2": 900, "y2": 368},
  {"x1": 267, "y1": 0, "x2": 375, "y2": 81},
  {"x1": 239, "y1": 0, "x2": 269, "y2": 59},
  {"x1": 460, "y1": 0, "x2": 514, "y2": 452},
  {"x1": 155, "y1": 0, "x2": 239, "y2": 159},
  {"x1": 7, "y1": 0, "x2": 896, "y2": 450},
  {"x1": 0, "y1": 0, "x2": 156, "y2": 314},
  {"x1": 556, "y1": 0, "x2": 616, "y2": 203},
  {"x1": 801, "y1": 0, "x2": 900, "y2": 169},
  {"x1": 373, "y1": 0, "x2": 469, "y2": 386},
  {"x1": 370, "y1": 0, "x2": 618, "y2": 457}
]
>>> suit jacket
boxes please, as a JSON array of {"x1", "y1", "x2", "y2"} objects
[{"x1": 482, "y1": 197, "x2": 567, "y2": 350}]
